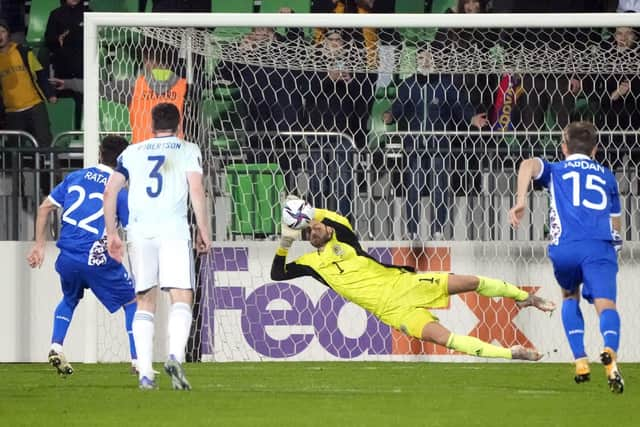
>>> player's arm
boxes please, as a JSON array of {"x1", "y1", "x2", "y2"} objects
[
  {"x1": 104, "y1": 171, "x2": 127, "y2": 263},
  {"x1": 26, "y1": 197, "x2": 58, "y2": 268},
  {"x1": 509, "y1": 158, "x2": 543, "y2": 229},
  {"x1": 610, "y1": 176, "x2": 623, "y2": 252},
  {"x1": 271, "y1": 234, "x2": 319, "y2": 282},
  {"x1": 187, "y1": 170, "x2": 211, "y2": 254}
]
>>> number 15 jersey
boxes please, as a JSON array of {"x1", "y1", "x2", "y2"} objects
[
  {"x1": 116, "y1": 136, "x2": 203, "y2": 241},
  {"x1": 533, "y1": 153, "x2": 621, "y2": 245}
]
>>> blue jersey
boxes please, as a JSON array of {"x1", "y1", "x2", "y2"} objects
[
  {"x1": 534, "y1": 154, "x2": 621, "y2": 245},
  {"x1": 49, "y1": 164, "x2": 129, "y2": 266}
]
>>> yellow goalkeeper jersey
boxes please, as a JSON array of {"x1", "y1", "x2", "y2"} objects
[{"x1": 271, "y1": 209, "x2": 414, "y2": 316}]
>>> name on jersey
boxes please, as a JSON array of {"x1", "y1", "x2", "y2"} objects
[
  {"x1": 84, "y1": 171, "x2": 108, "y2": 185},
  {"x1": 564, "y1": 160, "x2": 604, "y2": 173},
  {"x1": 140, "y1": 141, "x2": 182, "y2": 150}
]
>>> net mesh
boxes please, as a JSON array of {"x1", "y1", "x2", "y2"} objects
[{"x1": 93, "y1": 21, "x2": 640, "y2": 362}]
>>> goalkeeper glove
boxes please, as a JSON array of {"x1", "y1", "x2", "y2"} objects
[
  {"x1": 280, "y1": 223, "x2": 301, "y2": 250},
  {"x1": 612, "y1": 230, "x2": 623, "y2": 254}
]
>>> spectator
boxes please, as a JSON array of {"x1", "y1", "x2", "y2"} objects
[
  {"x1": 45, "y1": 0, "x2": 87, "y2": 82},
  {"x1": 0, "y1": 19, "x2": 56, "y2": 148},
  {"x1": 0, "y1": 0, "x2": 25, "y2": 43},
  {"x1": 616, "y1": 0, "x2": 640, "y2": 12},
  {"x1": 45, "y1": 0, "x2": 88, "y2": 130},
  {"x1": 589, "y1": 26, "x2": 640, "y2": 169},
  {"x1": 100, "y1": 43, "x2": 189, "y2": 144},
  {"x1": 304, "y1": 29, "x2": 376, "y2": 220},
  {"x1": 312, "y1": 0, "x2": 395, "y2": 67},
  {"x1": 383, "y1": 49, "x2": 488, "y2": 240},
  {"x1": 218, "y1": 25, "x2": 306, "y2": 191},
  {"x1": 433, "y1": 0, "x2": 494, "y2": 50}
]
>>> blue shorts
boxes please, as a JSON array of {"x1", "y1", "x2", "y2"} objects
[
  {"x1": 548, "y1": 240, "x2": 618, "y2": 303},
  {"x1": 55, "y1": 254, "x2": 136, "y2": 313}
]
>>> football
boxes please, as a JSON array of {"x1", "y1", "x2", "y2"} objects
[{"x1": 282, "y1": 199, "x2": 313, "y2": 230}]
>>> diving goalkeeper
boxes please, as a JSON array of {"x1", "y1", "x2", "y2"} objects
[{"x1": 271, "y1": 200, "x2": 555, "y2": 361}]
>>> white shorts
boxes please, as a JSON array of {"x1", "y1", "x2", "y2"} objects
[{"x1": 127, "y1": 238, "x2": 195, "y2": 293}]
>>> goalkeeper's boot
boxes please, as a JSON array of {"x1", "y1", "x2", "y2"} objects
[
  {"x1": 516, "y1": 293, "x2": 556, "y2": 312},
  {"x1": 48, "y1": 349, "x2": 74, "y2": 377},
  {"x1": 164, "y1": 355, "x2": 192, "y2": 391},
  {"x1": 510, "y1": 345, "x2": 543, "y2": 361},
  {"x1": 574, "y1": 357, "x2": 591, "y2": 384},
  {"x1": 600, "y1": 348, "x2": 624, "y2": 394},
  {"x1": 138, "y1": 376, "x2": 158, "y2": 391}
]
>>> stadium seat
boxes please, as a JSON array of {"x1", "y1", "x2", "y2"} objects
[
  {"x1": 26, "y1": 0, "x2": 59, "y2": 47},
  {"x1": 211, "y1": 0, "x2": 254, "y2": 13},
  {"x1": 48, "y1": 98, "x2": 77, "y2": 137},
  {"x1": 367, "y1": 85, "x2": 396, "y2": 150},
  {"x1": 225, "y1": 163, "x2": 285, "y2": 236},
  {"x1": 99, "y1": 99, "x2": 131, "y2": 137},
  {"x1": 90, "y1": 0, "x2": 146, "y2": 12},
  {"x1": 394, "y1": 0, "x2": 425, "y2": 13},
  {"x1": 259, "y1": 0, "x2": 311, "y2": 13},
  {"x1": 431, "y1": 0, "x2": 456, "y2": 13}
]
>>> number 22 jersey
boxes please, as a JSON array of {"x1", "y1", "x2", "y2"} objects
[
  {"x1": 49, "y1": 164, "x2": 129, "y2": 266},
  {"x1": 116, "y1": 136, "x2": 203, "y2": 241},
  {"x1": 533, "y1": 153, "x2": 621, "y2": 245}
]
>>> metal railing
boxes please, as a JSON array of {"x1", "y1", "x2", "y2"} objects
[{"x1": 1, "y1": 131, "x2": 83, "y2": 241}]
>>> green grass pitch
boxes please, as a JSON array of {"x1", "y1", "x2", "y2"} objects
[{"x1": 1, "y1": 362, "x2": 638, "y2": 426}]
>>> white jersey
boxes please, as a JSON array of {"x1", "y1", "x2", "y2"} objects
[{"x1": 116, "y1": 136, "x2": 202, "y2": 241}]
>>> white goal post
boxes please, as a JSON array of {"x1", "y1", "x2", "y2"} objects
[{"x1": 82, "y1": 12, "x2": 640, "y2": 363}]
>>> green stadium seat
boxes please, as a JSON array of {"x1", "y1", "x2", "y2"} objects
[
  {"x1": 225, "y1": 163, "x2": 285, "y2": 236},
  {"x1": 211, "y1": 0, "x2": 254, "y2": 12},
  {"x1": 90, "y1": 0, "x2": 146, "y2": 12},
  {"x1": 259, "y1": 0, "x2": 311, "y2": 13},
  {"x1": 367, "y1": 86, "x2": 396, "y2": 150},
  {"x1": 26, "y1": 0, "x2": 59, "y2": 47},
  {"x1": 394, "y1": 0, "x2": 424, "y2": 13},
  {"x1": 432, "y1": 0, "x2": 457, "y2": 13},
  {"x1": 99, "y1": 99, "x2": 131, "y2": 137},
  {"x1": 48, "y1": 98, "x2": 77, "y2": 137}
]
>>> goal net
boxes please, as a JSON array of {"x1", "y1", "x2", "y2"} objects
[{"x1": 85, "y1": 12, "x2": 640, "y2": 363}]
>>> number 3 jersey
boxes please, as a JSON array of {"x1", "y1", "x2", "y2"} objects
[
  {"x1": 533, "y1": 153, "x2": 621, "y2": 245},
  {"x1": 116, "y1": 136, "x2": 203, "y2": 241},
  {"x1": 49, "y1": 164, "x2": 129, "y2": 266}
]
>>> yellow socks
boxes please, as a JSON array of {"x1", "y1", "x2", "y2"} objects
[
  {"x1": 446, "y1": 334, "x2": 512, "y2": 359},
  {"x1": 477, "y1": 276, "x2": 528, "y2": 302}
]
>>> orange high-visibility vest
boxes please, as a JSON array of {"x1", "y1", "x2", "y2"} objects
[{"x1": 129, "y1": 75, "x2": 187, "y2": 143}]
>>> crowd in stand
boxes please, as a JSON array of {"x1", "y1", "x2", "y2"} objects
[{"x1": 0, "y1": 0, "x2": 638, "y2": 240}]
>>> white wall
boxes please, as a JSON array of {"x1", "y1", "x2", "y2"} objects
[{"x1": 3, "y1": 241, "x2": 639, "y2": 363}]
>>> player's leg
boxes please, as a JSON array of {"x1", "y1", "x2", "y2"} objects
[
  {"x1": 133, "y1": 288, "x2": 158, "y2": 389},
  {"x1": 561, "y1": 289, "x2": 590, "y2": 383},
  {"x1": 159, "y1": 240, "x2": 195, "y2": 390},
  {"x1": 549, "y1": 244, "x2": 591, "y2": 383},
  {"x1": 420, "y1": 319, "x2": 542, "y2": 361},
  {"x1": 123, "y1": 300, "x2": 138, "y2": 373},
  {"x1": 127, "y1": 239, "x2": 160, "y2": 389},
  {"x1": 583, "y1": 247, "x2": 623, "y2": 393},
  {"x1": 447, "y1": 274, "x2": 555, "y2": 312},
  {"x1": 49, "y1": 256, "x2": 84, "y2": 376},
  {"x1": 86, "y1": 263, "x2": 139, "y2": 373}
]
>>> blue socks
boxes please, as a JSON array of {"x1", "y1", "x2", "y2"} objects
[
  {"x1": 599, "y1": 308, "x2": 620, "y2": 353},
  {"x1": 123, "y1": 302, "x2": 138, "y2": 360},
  {"x1": 51, "y1": 298, "x2": 76, "y2": 346},
  {"x1": 561, "y1": 298, "x2": 586, "y2": 359}
]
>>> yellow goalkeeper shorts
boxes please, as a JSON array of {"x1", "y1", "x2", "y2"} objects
[{"x1": 378, "y1": 272, "x2": 450, "y2": 339}]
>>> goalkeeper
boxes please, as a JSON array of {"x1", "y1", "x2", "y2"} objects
[{"x1": 271, "y1": 199, "x2": 555, "y2": 361}]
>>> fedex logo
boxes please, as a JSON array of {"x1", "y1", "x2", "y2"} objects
[{"x1": 200, "y1": 246, "x2": 534, "y2": 360}]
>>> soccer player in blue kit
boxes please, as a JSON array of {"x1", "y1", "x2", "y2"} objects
[
  {"x1": 27, "y1": 135, "x2": 137, "y2": 376},
  {"x1": 510, "y1": 121, "x2": 624, "y2": 393}
]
